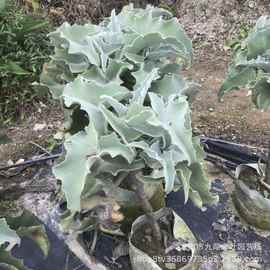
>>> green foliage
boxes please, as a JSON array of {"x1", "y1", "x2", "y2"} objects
[
  {"x1": 0, "y1": 211, "x2": 49, "y2": 270},
  {"x1": 0, "y1": 0, "x2": 52, "y2": 123},
  {"x1": 226, "y1": 23, "x2": 251, "y2": 52},
  {"x1": 41, "y1": 5, "x2": 217, "y2": 234},
  {"x1": 0, "y1": 219, "x2": 20, "y2": 251},
  {"x1": 0, "y1": 132, "x2": 11, "y2": 144},
  {"x1": 220, "y1": 16, "x2": 270, "y2": 110}
]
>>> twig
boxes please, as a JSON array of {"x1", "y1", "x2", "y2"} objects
[
  {"x1": 0, "y1": 185, "x2": 55, "y2": 195},
  {"x1": 205, "y1": 154, "x2": 236, "y2": 179},
  {"x1": 30, "y1": 141, "x2": 51, "y2": 155},
  {"x1": 89, "y1": 228, "x2": 98, "y2": 256},
  {"x1": 259, "y1": 178, "x2": 270, "y2": 193},
  {"x1": 0, "y1": 153, "x2": 61, "y2": 171},
  {"x1": 265, "y1": 140, "x2": 270, "y2": 185}
]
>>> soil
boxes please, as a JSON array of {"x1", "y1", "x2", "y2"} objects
[{"x1": 189, "y1": 49, "x2": 270, "y2": 149}]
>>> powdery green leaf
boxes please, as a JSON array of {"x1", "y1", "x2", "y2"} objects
[
  {"x1": 126, "y1": 106, "x2": 170, "y2": 147},
  {"x1": 49, "y1": 22, "x2": 101, "y2": 66},
  {"x1": 53, "y1": 122, "x2": 98, "y2": 212},
  {"x1": 252, "y1": 75, "x2": 270, "y2": 109},
  {"x1": 152, "y1": 74, "x2": 199, "y2": 101},
  {"x1": 219, "y1": 66, "x2": 257, "y2": 98},
  {"x1": 131, "y1": 67, "x2": 160, "y2": 105},
  {"x1": 246, "y1": 16, "x2": 270, "y2": 58},
  {"x1": 189, "y1": 162, "x2": 219, "y2": 207},
  {"x1": 161, "y1": 150, "x2": 177, "y2": 194},
  {"x1": 149, "y1": 93, "x2": 197, "y2": 164},
  {"x1": 100, "y1": 96, "x2": 128, "y2": 117},
  {"x1": 237, "y1": 55, "x2": 270, "y2": 73},
  {"x1": 83, "y1": 59, "x2": 132, "y2": 84},
  {"x1": 0, "y1": 219, "x2": 20, "y2": 251},
  {"x1": 89, "y1": 155, "x2": 145, "y2": 177},
  {"x1": 176, "y1": 164, "x2": 192, "y2": 203},
  {"x1": 129, "y1": 141, "x2": 182, "y2": 194},
  {"x1": 99, "y1": 133, "x2": 135, "y2": 163},
  {"x1": 52, "y1": 48, "x2": 89, "y2": 73},
  {"x1": 99, "y1": 104, "x2": 142, "y2": 143},
  {"x1": 63, "y1": 76, "x2": 130, "y2": 107},
  {"x1": 118, "y1": 4, "x2": 192, "y2": 64},
  {"x1": 63, "y1": 76, "x2": 130, "y2": 134}
]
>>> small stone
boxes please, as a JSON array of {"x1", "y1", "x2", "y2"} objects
[
  {"x1": 39, "y1": 101, "x2": 47, "y2": 108},
  {"x1": 217, "y1": 218, "x2": 226, "y2": 225},
  {"x1": 248, "y1": 1, "x2": 255, "y2": 8},
  {"x1": 54, "y1": 131, "x2": 64, "y2": 140},
  {"x1": 15, "y1": 158, "x2": 25, "y2": 165},
  {"x1": 212, "y1": 222, "x2": 227, "y2": 232},
  {"x1": 7, "y1": 159, "x2": 14, "y2": 166},
  {"x1": 208, "y1": 107, "x2": 214, "y2": 112},
  {"x1": 33, "y1": 123, "x2": 46, "y2": 132}
]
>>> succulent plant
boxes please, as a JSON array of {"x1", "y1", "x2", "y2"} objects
[{"x1": 41, "y1": 4, "x2": 217, "y2": 236}]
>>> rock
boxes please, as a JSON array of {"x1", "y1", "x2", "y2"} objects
[
  {"x1": 248, "y1": 1, "x2": 255, "y2": 9},
  {"x1": 33, "y1": 123, "x2": 47, "y2": 132}
]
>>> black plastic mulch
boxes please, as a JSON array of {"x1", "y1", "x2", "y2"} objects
[{"x1": 3, "y1": 179, "x2": 270, "y2": 270}]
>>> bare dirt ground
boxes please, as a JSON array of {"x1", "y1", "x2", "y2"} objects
[
  {"x1": 191, "y1": 49, "x2": 270, "y2": 149},
  {"x1": 2, "y1": 103, "x2": 63, "y2": 163}
]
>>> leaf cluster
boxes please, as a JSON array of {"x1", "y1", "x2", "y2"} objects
[
  {"x1": 220, "y1": 16, "x2": 270, "y2": 110},
  {"x1": 0, "y1": 0, "x2": 52, "y2": 123},
  {"x1": 40, "y1": 5, "x2": 217, "y2": 234}
]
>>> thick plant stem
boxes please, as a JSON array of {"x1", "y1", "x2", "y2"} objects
[
  {"x1": 130, "y1": 173, "x2": 163, "y2": 252},
  {"x1": 265, "y1": 140, "x2": 270, "y2": 185}
]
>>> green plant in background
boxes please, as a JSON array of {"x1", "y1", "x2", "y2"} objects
[
  {"x1": 220, "y1": 16, "x2": 270, "y2": 230},
  {"x1": 220, "y1": 16, "x2": 270, "y2": 110},
  {"x1": 0, "y1": 131, "x2": 11, "y2": 144},
  {"x1": 225, "y1": 22, "x2": 251, "y2": 54},
  {"x1": 0, "y1": 0, "x2": 52, "y2": 123},
  {"x1": 41, "y1": 3, "x2": 217, "y2": 242}
]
